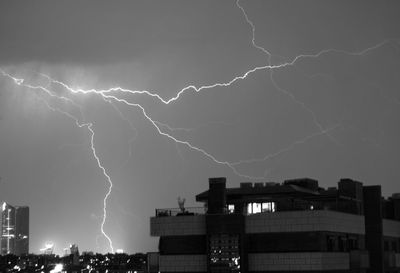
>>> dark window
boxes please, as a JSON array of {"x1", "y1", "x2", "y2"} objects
[
  {"x1": 348, "y1": 237, "x2": 358, "y2": 250},
  {"x1": 327, "y1": 236, "x2": 336, "y2": 252},
  {"x1": 392, "y1": 241, "x2": 397, "y2": 252},
  {"x1": 338, "y1": 237, "x2": 347, "y2": 252},
  {"x1": 384, "y1": 241, "x2": 389, "y2": 251}
]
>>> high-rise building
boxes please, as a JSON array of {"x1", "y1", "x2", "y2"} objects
[
  {"x1": 1, "y1": 202, "x2": 29, "y2": 255},
  {"x1": 14, "y1": 206, "x2": 29, "y2": 255},
  {"x1": 1, "y1": 202, "x2": 16, "y2": 255},
  {"x1": 150, "y1": 177, "x2": 400, "y2": 273}
]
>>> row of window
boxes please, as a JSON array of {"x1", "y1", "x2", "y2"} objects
[
  {"x1": 384, "y1": 240, "x2": 398, "y2": 252},
  {"x1": 209, "y1": 234, "x2": 240, "y2": 271},
  {"x1": 227, "y1": 202, "x2": 276, "y2": 214},
  {"x1": 327, "y1": 236, "x2": 359, "y2": 252},
  {"x1": 247, "y1": 202, "x2": 276, "y2": 214}
]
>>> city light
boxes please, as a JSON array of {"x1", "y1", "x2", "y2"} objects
[
  {"x1": 44, "y1": 242, "x2": 54, "y2": 249},
  {"x1": 40, "y1": 241, "x2": 55, "y2": 254}
]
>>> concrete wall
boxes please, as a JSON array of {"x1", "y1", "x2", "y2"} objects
[
  {"x1": 150, "y1": 215, "x2": 206, "y2": 236},
  {"x1": 246, "y1": 210, "x2": 365, "y2": 235},
  {"x1": 151, "y1": 210, "x2": 366, "y2": 236},
  {"x1": 248, "y1": 252, "x2": 350, "y2": 271},
  {"x1": 383, "y1": 218, "x2": 400, "y2": 237},
  {"x1": 159, "y1": 254, "x2": 207, "y2": 272}
]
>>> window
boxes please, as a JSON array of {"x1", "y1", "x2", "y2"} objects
[
  {"x1": 327, "y1": 236, "x2": 336, "y2": 251},
  {"x1": 253, "y1": 203, "x2": 261, "y2": 214},
  {"x1": 228, "y1": 204, "x2": 235, "y2": 214},
  {"x1": 392, "y1": 241, "x2": 397, "y2": 252},
  {"x1": 247, "y1": 203, "x2": 252, "y2": 214},
  {"x1": 247, "y1": 202, "x2": 276, "y2": 214},
  {"x1": 349, "y1": 237, "x2": 358, "y2": 250},
  {"x1": 338, "y1": 237, "x2": 347, "y2": 252},
  {"x1": 209, "y1": 234, "x2": 240, "y2": 272},
  {"x1": 384, "y1": 241, "x2": 389, "y2": 251},
  {"x1": 262, "y1": 202, "x2": 276, "y2": 212}
]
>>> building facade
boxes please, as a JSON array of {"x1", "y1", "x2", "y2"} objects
[
  {"x1": 150, "y1": 177, "x2": 400, "y2": 273},
  {"x1": 1, "y1": 202, "x2": 29, "y2": 255}
]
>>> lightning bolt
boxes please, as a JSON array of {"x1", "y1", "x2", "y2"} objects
[
  {"x1": 230, "y1": 124, "x2": 341, "y2": 167},
  {"x1": 0, "y1": 0, "x2": 397, "y2": 254},
  {"x1": 0, "y1": 69, "x2": 114, "y2": 253},
  {"x1": 29, "y1": 72, "x2": 269, "y2": 180},
  {"x1": 88, "y1": 123, "x2": 115, "y2": 253}
]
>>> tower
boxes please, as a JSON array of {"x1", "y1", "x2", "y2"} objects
[
  {"x1": 15, "y1": 206, "x2": 29, "y2": 255},
  {"x1": 1, "y1": 202, "x2": 16, "y2": 255},
  {"x1": 0, "y1": 202, "x2": 29, "y2": 255}
]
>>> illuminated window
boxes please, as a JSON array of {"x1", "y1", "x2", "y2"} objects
[
  {"x1": 261, "y1": 202, "x2": 269, "y2": 212},
  {"x1": 253, "y1": 203, "x2": 261, "y2": 214},
  {"x1": 262, "y1": 202, "x2": 276, "y2": 212},
  {"x1": 248, "y1": 202, "x2": 276, "y2": 214},
  {"x1": 247, "y1": 203, "x2": 252, "y2": 214},
  {"x1": 228, "y1": 204, "x2": 235, "y2": 214}
]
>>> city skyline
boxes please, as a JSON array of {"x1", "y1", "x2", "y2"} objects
[{"x1": 0, "y1": 0, "x2": 400, "y2": 255}]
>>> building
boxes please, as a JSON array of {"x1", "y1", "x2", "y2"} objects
[
  {"x1": 14, "y1": 206, "x2": 29, "y2": 255},
  {"x1": 1, "y1": 202, "x2": 29, "y2": 255},
  {"x1": 150, "y1": 177, "x2": 400, "y2": 273}
]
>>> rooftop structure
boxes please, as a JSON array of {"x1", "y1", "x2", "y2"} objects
[{"x1": 150, "y1": 177, "x2": 400, "y2": 273}]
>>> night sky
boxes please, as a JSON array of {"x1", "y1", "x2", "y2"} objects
[{"x1": 0, "y1": 0, "x2": 400, "y2": 255}]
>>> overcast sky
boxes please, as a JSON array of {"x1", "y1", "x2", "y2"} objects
[{"x1": 0, "y1": 0, "x2": 400, "y2": 255}]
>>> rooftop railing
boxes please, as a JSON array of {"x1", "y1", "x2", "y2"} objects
[{"x1": 155, "y1": 207, "x2": 206, "y2": 217}]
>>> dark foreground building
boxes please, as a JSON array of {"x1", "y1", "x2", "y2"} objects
[
  {"x1": 150, "y1": 177, "x2": 400, "y2": 273},
  {"x1": 1, "y1": 202, "x2": 29, "y2": 255}
]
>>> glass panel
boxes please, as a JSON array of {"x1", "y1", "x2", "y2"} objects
[
  {"x1": 209, "y1": 234, "x2": 240, "y2": 273},
  {"x1": 247, "y1": 203, "x2": 252, "y2": 214},
  {"x1": 261, "y1": 202, "x2": 276, "y2": 212},
  {"x1": 253, "y1": 203, "x2": 261, "y2": 214}
]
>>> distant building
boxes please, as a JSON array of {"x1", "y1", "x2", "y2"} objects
[
  {"x1": 150, "y1": 177, "x2": 400, "y2": 273},
  {"x1": 40, "y1": 242, "x2": 54, "y2": 255},
  {"x1": 1, "y1": 202, "x2": 29, "y2": 255},
  {"x1": 69, "y1": 244, "x2": 80, "y2": 265},
  {"x1": 14, "y1": 206, "x2": 29, "y2": 256}
]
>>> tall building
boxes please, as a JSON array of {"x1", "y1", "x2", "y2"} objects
[
  {"x1": 14, "y1": 206, "x2": 29, "y2": 255},
  {"x1": 1, "y1": 202, "x2": 29, "y2": 255},
  {"x1": 1, "y1": 202, "x2": 16, "y2": 255},
  {"x1": 150, "y1": 177, "x2": 400, "y2": 273}
]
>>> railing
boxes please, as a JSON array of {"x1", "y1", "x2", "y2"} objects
[
  {"x1": 155, "y1": 207, "x2": 206, "y2": 217},
  {"x1": 155, "y1": 205, "x2": 364, "y2": 217}
]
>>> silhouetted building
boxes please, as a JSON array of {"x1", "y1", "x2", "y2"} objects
[
  {"x1": 70, "y1": 244, "x2": 79, "y2": 265},
  {"x1": 1, "y1": 202, "x2": 29, "y2": 255},
  {"x1": 14, "y1": 206, "x2": 29, "y2": 256},
  {"x1": 150, "y1": 177, "x2": 400, "y2": 273}
]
